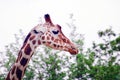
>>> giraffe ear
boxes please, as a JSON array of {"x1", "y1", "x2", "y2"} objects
[{"x1": 44, "y1": 14, "x2": 53, "y2": 25}]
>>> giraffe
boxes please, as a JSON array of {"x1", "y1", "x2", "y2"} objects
[{"x1": 6, "y1": 14, "x2": 78, "y2": 80}]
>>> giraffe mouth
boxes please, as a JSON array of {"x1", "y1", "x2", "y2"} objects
[{"x1": 68, "y1": 46, "x2": 78, "y2": 55}]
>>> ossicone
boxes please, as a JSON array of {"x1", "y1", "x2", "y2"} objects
[{"x1": 44, "y1": 14, "x2": 53, "y2": 24}]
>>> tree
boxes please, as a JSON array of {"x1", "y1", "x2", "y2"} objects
[{"x1": 68, "y1": 28, "x2": 120, "y2": 80}]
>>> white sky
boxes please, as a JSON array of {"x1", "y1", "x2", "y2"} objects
[{"x1": 0, "y1": 0, "x2": 120, "y2": 51}]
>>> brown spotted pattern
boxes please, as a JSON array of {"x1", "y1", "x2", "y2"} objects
[{"x1": 24, "y1": 44, "x2": 31, "y2": 55}]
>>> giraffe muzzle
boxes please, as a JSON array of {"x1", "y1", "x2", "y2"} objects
[{"x1": 68, "y1": 46, "x2": 78, "y2": 55}]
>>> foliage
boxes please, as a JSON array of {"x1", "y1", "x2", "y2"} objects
[
  {"x1": 68, "y1": 28, "x2": 120, "y2": 80},
  {"x1": 28, "y1": 47, "x2": 67, "y2": 80},
  {"x1": 41, "y1": 48, "x2": 66, "y2": 80},
  {"x1": 89, "y1": 28, "x2": 120, "y2": 80}
]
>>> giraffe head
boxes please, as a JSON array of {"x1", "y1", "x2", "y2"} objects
[{"x1": 32, "y1": 14, "x2": 78, "y2": 55}]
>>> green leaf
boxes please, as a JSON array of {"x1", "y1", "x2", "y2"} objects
[
  {"x1": 98, "y1": 31, "x2": 104, "y2": 37},
  {"x1": 116, "y1": 36, "x2": 120, "y2": 43},
  {"x1": 110, "y1": 40, "x2": 117, "y2": 46},
  {"x1": 99, "y1": 43, "x2": 106, "y2": 50}
]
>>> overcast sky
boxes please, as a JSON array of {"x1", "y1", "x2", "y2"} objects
[{"x1": 0, "y1": 0, "x2": 120, "y2": 51}]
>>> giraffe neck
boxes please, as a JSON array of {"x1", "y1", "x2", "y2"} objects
[{"x1": 6, "y1": 32, "x2": 41, "y2": 80}]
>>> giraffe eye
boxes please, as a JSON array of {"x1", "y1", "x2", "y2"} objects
[{"x1": 52, "y1": 30, "x2": 59, "y2": 34}]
